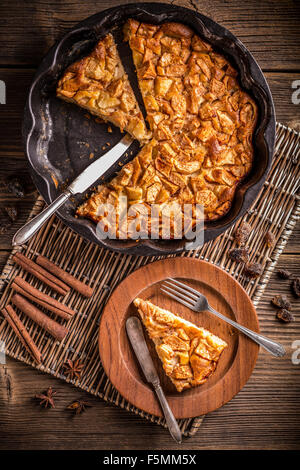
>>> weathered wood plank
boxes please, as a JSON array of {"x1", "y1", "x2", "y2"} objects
[
  {"x1": 0, "y1": 69, "x2": 34, "y2": 151},
  {"x1": 0, "y1": 0, "x2": 299, "y2": 70}
]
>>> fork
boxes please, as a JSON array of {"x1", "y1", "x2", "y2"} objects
[{"x1": 161, "y1": 278, "x2": 286, "y2": 357}]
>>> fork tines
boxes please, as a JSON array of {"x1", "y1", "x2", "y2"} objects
[{"x1": 161, "y1": 278, "x2": 198, "y2": 310}]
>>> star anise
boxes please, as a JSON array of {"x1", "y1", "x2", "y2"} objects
[
  {"x1": 35, "y1": 386, "x2": 56, "y2": 408},
  {"x1": 66, "y1": 399, "x2": 92, "y2": 415},
  {"x1": 62, "y1": 359, "x2": 84, "y2": 380}
]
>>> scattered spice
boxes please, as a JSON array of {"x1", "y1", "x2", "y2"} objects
[
  {"x1": 4, "y1": 205, "x2": 17, "y2": 222},
  {"x1": 66, "y1": 399, "x2": 92, "y2": 415},
  {"x1": 35, "y1": 386, "x2": 56, "y2": 408},
  {"x1": 243, "y1": 262, "x2": 263, "y2": 278},
  {"x1": 63, "y1": 359, "x2": 84, "y2": 380},
  {"x1": 107, "y1": 126, "x2": 112, "y2": 133},
  {"x1": 271, "y1": 294, "x2": 291, "y2": 310},
  {"x1": 0, "y1": 218, "x2": 12, "y2": 234},
  {"x1": 0, "y1": 206, "x2": 12, "y2": 233},
  {"x1": 264, "y1": 231, "x2": 276, "y2": 248},
  {"x1": 291, "y1": 278, "x2": 300, "y2": 298},
  {"x1": 1, "y1": 174, "x2": 34, "y2": 196},
  {"x1": 234, "y1": 222, "x2": 252, "y2": 246},
  {"x1": 277, "y1": 269, "x2": 292, "y2": 280},
  {"x1": 276, "y1": 309, "x2": 294, "y2": 323},
  {"x1": 7, "y1": 177, "x2": 25, "y2": 198},
  {"x1": 228, "y1": 247, "x2": 249, "y2": 263}
]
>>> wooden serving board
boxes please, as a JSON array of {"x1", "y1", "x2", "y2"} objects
[{"x1": 99, "y1": 258, "x2": 259, "y2": 419}]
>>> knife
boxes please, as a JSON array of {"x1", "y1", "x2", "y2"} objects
[
  {"x1": 12, "y1": 134, "x2": 133, "y2": 246},
  {"x1": 126, "y1": 316, "x2": 182, "y2": 444}
]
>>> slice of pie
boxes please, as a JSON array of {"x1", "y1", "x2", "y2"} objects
[
  {"x1": 56, "y1": 33, "x2": 151, "y2": 143},
  {"x1": 133, "y1": 298, "x2": 227, "y2": 392}
]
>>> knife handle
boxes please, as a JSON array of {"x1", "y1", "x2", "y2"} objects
[
  {"x1": 12, "y1": 190, "x2": 72, "y2": 246},
  {"x1": 153, "y1": 381, "x2": 182, "y2": 444}
]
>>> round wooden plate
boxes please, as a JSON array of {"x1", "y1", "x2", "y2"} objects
[{"x1": 99, "y1": 258, "x2": 259, "y2": 419}]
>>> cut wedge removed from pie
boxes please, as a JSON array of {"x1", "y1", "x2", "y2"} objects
[
  {"x1": 57, "y1": 33, "x2": 151, "y2": 143},
  {"x1": 133, "y1": 298, "x2": 227, "y2": 392}
]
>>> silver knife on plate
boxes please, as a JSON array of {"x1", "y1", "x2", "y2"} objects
[
  {"x1": 126, "y1": 316, "x2": 182, "y2": 444},
  {"x1": 12, "y1": 134, "x2": 133, "y2": 246}
]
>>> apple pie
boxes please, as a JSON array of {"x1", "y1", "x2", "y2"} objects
[
  {"x1": 76, "y1": 138, "x2": 204, "y2": 238},
  {"x1": 57, "y1": 33, "x2": 151, "y2": 143},
  {"x1": 70, "y1": 21, "x2": 258, "y2": 237},
  {"x1": 133, "y1": 298, "x2": 227, "y2": 392}
]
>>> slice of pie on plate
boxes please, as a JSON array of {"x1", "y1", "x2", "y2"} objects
[
  {"x1": 56, "y1": 33, "x2": 151, "y2": 143},
  {"x1": 133, "y1": 297, "x2": 227, "y2": 392}
]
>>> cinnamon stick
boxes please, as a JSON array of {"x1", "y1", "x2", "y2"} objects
[
  {"x1": 12, "y1": 252, "x2": 70, "y2": 296},
  {"x1": 36, "y1": 255, "x2": 94, "y2": 298},
  {"x1": 11, "y1": 276, "x2": 75, "y2": 320},
  {"x1": 11, "y1": 294, "x2": 69, "y2": 342},
  {"x1": 1, "y1": 304, "x2": 43, "y2": 364}
]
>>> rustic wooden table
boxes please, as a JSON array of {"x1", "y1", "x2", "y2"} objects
[{"x1": 0, "y1": 0, "x2": 299, "y2": 450}]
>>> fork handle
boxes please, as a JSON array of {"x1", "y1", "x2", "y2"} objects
[{"x1": 208, "y1": 307, "x2": 285, "y2": 357}]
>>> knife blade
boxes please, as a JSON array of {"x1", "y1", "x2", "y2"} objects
[
  {"x1": 12, "y1": 134, "x2": 133, "y2": 246},
  {"x1": 126, "y1": 316, "x2": 182, "y2": 444},
  {"x1": 68, "y1": 133, "x2": 133, "y2": 194}
]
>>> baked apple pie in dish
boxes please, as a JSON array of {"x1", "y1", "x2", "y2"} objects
[
  {"x1": 134, "y1": 298, "x2": 227, "y2": 392},
  {"x1": 25, "y1": 3, "x2": 275, "y2": 254},
  {"x1": 61, "y1": 19, "x2": 258, "y2": 239}
]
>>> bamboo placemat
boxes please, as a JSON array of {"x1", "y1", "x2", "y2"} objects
[{"x1": 0, "y1": 122, "x2": 299, "y2": 437}]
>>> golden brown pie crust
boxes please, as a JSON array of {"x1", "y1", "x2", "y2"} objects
[
  {"x1": 72, "y1": 21, "x2": 258, "y2": 238},
  {"x1": 134, "y1": 298, "x2": 227, "y2": 392}
]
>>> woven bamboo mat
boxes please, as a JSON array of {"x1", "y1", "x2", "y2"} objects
[{"x1": 0, "y1": 122, "x2": 299, "y2": 437}]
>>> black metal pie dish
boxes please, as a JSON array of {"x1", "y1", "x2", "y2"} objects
[{"x1": 23, "y1": 2, "x2": 275, "y2": 256}]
